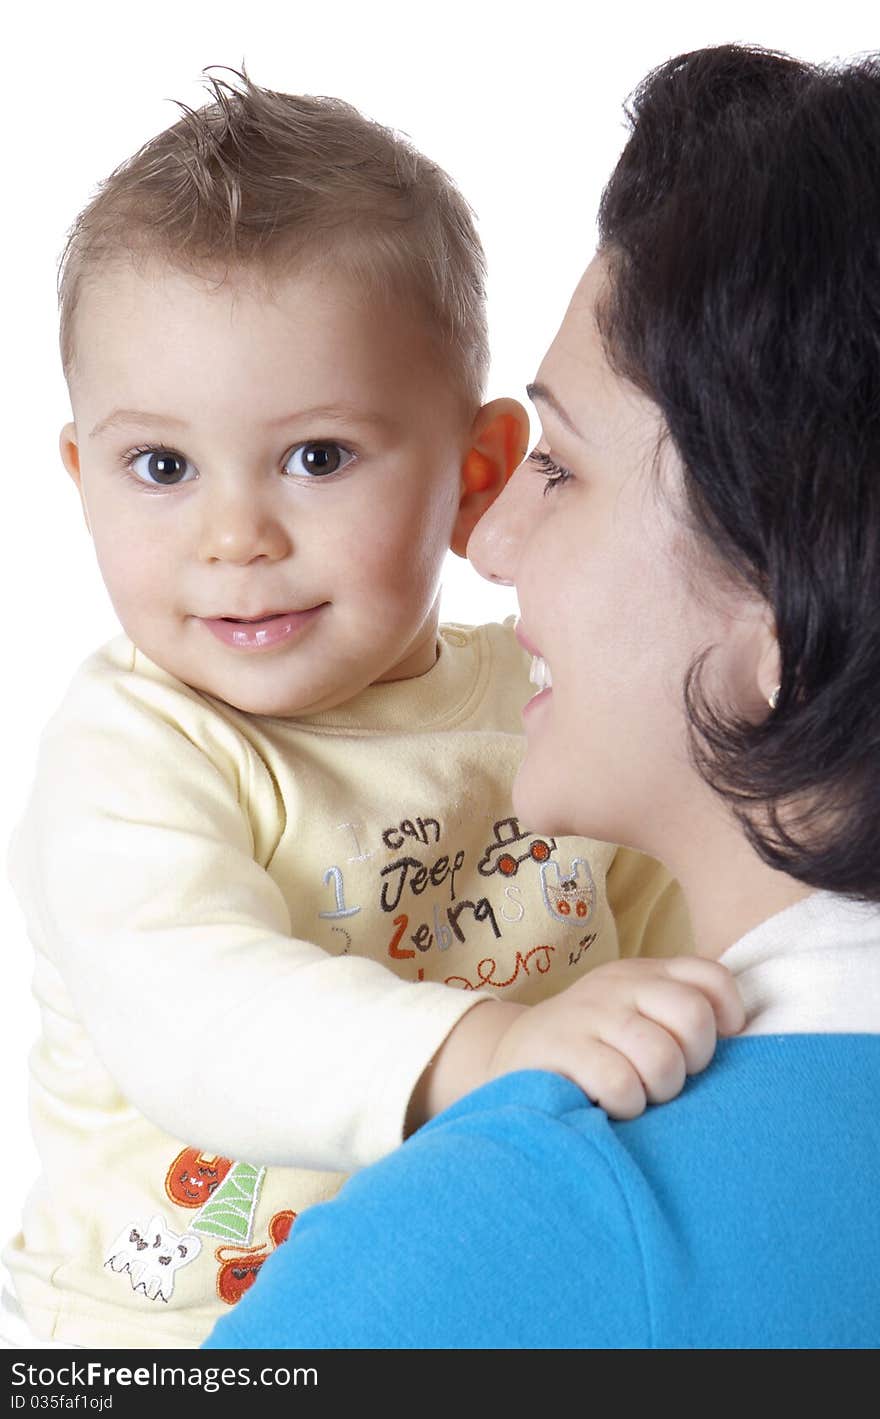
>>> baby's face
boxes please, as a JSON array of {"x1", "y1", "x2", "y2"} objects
[{"x1": 62, "y1": 261, "x2": 471, "y2": 715}]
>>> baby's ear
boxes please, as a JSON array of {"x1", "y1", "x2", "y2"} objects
[
  {"x1": 450, "y1": 398, "x2": 530, "y2": 558},
  {"x1": 59, "y1": 422, "x2": 91, "y2": 533}
]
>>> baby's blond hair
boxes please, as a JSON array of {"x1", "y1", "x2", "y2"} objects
[{"x1": 58, "y1": 68, "x2": 489, "y2": 405}]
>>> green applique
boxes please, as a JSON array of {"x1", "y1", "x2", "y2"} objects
[{"x1": 191, "y1": 1162, "x2": 265, "y2": 1243}]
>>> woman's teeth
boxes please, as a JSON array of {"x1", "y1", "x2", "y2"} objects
[{"x1": 529, "y1": 656, "x2": 553, "y2": 691}]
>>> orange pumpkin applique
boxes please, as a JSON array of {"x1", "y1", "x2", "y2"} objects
[
  {"x1": 215, "y1": 1209, "x2": 297, "y2": 1305},
  {"x1": 165, "y1": 1148, "x2": 234, "y2": 1208}
]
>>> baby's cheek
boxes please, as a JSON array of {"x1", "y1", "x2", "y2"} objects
[
  {"x1": 111, "y1": 563, "x2": 163, "y2": 626},
  {"x1": 346, "y1": 520, "x2": 439, "y2": 606},
  {"x1": 91, "y1": 514, "x2": 165, "y2": 605},
  {"x1": 96, "y1": 545, "x2": 181, "y2": 662}
]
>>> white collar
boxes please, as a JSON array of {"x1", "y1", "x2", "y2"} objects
[{"x1": 718, "y1": 892, "x2": 880, "y2": 1034}]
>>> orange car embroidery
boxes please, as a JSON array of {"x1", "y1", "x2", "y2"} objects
[{"x1": 478, "y1": 816, "x2": 555, "y2": 878}]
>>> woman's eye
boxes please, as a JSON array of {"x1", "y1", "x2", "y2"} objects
[
  {"x1": 527, "y1": 448, "x2": 572, "y2": 494},
  {"x1": 283, "y1": 442, "x2": 355, "y2": 478},
  {"x1": 128, "y1": 449, "x2": 197, "y2": 487}
]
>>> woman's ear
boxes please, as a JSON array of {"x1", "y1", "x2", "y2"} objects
[
  {"x1": 755, "y1": 613, "x2": 782, "y2": 711},
  {"x1": 60, "y1": 422, "x2": 91, "y2": 533},
  {"x1": 449, "y1": 398, "x2": 530, "y2": 558}
]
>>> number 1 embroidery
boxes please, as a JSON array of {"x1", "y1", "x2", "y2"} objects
[{"x1": 318, "y1": 865, "x2": 362, "y2": 919}]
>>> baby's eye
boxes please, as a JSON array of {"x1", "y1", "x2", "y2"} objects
[
  {"x1": 128, "y1": 449, "x2": 197, "y2": 487},
  {"x1": 283, "y1": 442, "x2": 355, "y2": 479}
]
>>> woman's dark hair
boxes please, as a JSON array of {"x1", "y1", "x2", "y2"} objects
[{"x1": 597, "y1": 43, "x2": 880, "y2": 900}]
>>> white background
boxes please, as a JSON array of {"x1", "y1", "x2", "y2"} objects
[{"x1": 1, "y1": 0, "x2": 874, "y2": 1254}]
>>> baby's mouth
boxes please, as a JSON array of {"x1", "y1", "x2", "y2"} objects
[
  {"x1": 199, "y1": 605, "x2": 326, "y2": 650},
  {"x1": 219, "y1": 610, "x2": 295, "y2": 623}
]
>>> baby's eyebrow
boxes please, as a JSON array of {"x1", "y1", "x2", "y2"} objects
[
  {"x1": 89, "y1": 405, "x2": 397, "y2": 439},
  {"x1": 90, "y1": 409, "x2": 188, "y2": 438},
  {"x1": 264, "y1": 404, "x2": 398, "y2": 433}
]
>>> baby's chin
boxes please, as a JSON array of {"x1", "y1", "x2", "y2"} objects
[
  {"x1": 130, "y1": 643, "x2": 346, "y2": 718},
  {"x1": 189, "y1": 672, "x2": 358, "y2": 719}
]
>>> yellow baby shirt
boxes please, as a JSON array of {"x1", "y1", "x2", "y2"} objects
[{"x1": 5, "y1": 621, "x2": 689, "y2": 1347}]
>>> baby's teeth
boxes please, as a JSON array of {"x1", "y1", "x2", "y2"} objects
[{"x1": 529, "y1": 656, "x2": 553, "y2": 690}]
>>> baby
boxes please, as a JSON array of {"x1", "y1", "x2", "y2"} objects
[{"x1": 3, "y1": 72, "x2": 740, "y2": 1348}]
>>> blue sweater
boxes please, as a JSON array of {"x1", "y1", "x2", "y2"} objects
[{"x1": 205, "y1": 1036, "x2": 880, "y2": 1349}]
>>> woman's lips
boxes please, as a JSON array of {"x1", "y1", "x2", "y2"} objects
[
  {"x1": 514, "y1": 619, "x2": 542, "y2": 658},
  {"x1": 199, "y1": 605, "x2": 326, "y2": 650},
  {"x1": 518, "y1": 630, "x2": 553, "y2": 717},
  {"x1": 516, "y1": 621, "x2": 553, "y2": 713},
  {"x1": 523, "y1": 684, "x2": 553, "y2": 718}
]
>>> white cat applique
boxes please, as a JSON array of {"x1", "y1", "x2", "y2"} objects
[{"x1": 105, "y1": 1214, "x2": 201, "y2": 1302}]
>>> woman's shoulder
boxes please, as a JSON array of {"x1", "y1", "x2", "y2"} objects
[{"x1": 208, "y1": 1044, "x2": 880, "y2": 1350}]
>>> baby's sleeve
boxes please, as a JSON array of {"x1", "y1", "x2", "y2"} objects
[
  {"x1": 8, "y1": 647, "x2": 482, "y2": 1173},
  {"x1": 604, "y1": 846, "x2": 694, "y2": 959}
]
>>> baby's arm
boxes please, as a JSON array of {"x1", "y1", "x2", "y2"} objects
[
  {"x1": 16, "y1": 651, "x2": 739, "y2": 1173},
  {"x1": 408, "y1": 955, "x2": 745, "y2": 1127},
  {"x1": 11, "y1": 651, "x2": 483, "y2": 1174}
]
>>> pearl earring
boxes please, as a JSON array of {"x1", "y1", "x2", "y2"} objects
[{"x1": 768, "y1": 686, "x2": 780, "y2": 710}]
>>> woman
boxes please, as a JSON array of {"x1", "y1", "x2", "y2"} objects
[{"x1": 205, "y1": 43, "x2": 880, "y2": 1348}]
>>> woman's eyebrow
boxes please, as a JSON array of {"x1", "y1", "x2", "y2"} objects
[{"x1": 526, "y1": 382, "x2": 583, "y2": 439}]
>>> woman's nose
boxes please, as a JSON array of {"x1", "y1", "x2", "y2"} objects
[
  {"x1": 467, "y1": 461, "x2": 534, "y2": 585},
  {"x1": 198, "y1": 485, "x2": 292, "y2": 565}
]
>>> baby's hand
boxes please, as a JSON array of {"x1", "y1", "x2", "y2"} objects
[
  {"x1": 486, "y1": 957, "x2": 745, "y2": 1119},
  {"x1": 407, "y1": 956, "x2": 745, "y2": 1131}
]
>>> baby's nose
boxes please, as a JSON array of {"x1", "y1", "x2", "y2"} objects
[{"x1": 199, "y1": 488, "x2": 291, "y2": 565}]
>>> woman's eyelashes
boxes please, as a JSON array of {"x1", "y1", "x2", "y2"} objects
[
  {"x1": 121, "y1": 439, "x2": 357, "y2": 489},
  {"x1": 528, "y1": 447, "x2": 572, "y2": 495}
]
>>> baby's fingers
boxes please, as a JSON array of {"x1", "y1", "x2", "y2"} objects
[
  {"x1": 630, "y1": 978, "x2": 725, "y2": 1076},
  {"x1": 566, "y1": 1039, "x2": 647, "y2": 1121},
  {"x1": 653, "y1": 957, "x2": 746, "y2": 1037},
  {"x1": 598, "y1": 1011, "x2": 688, "y2": 1105}
]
